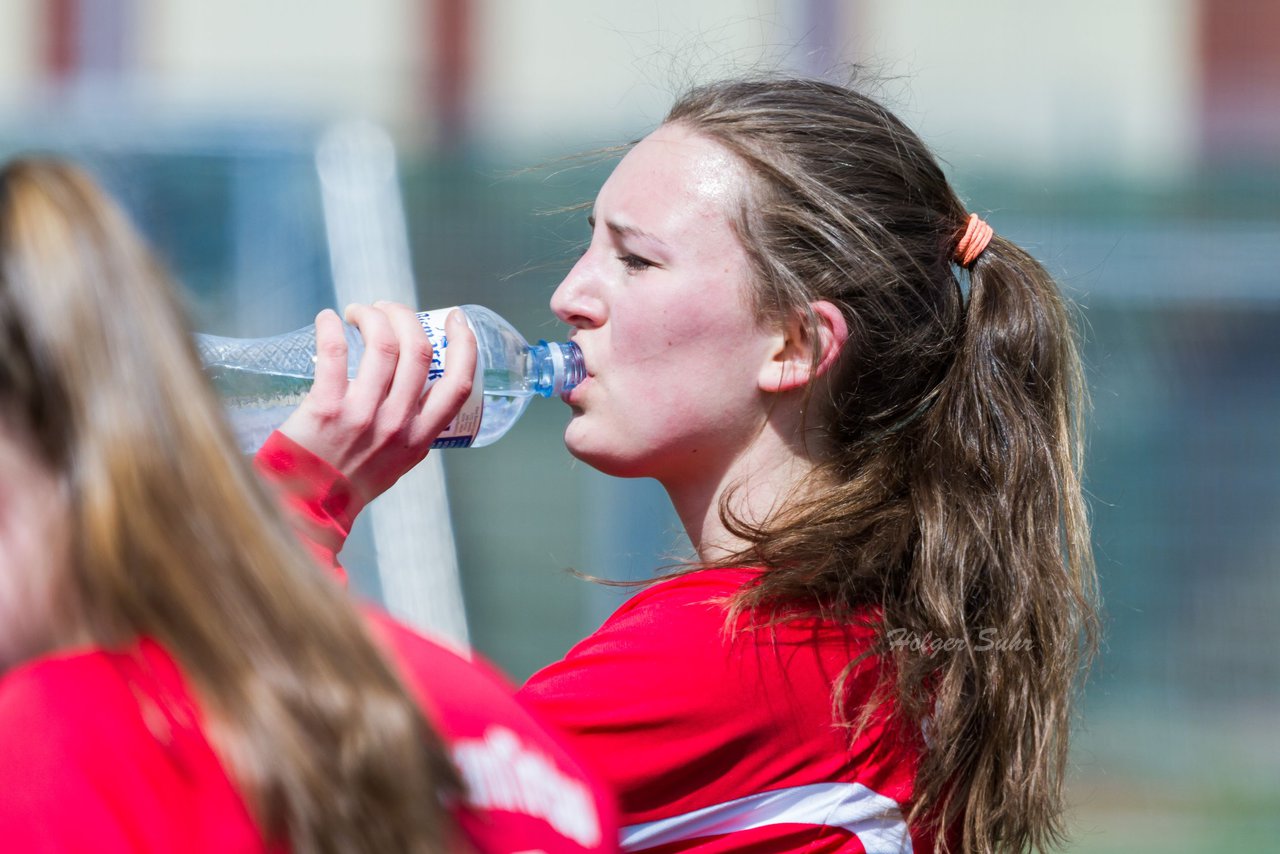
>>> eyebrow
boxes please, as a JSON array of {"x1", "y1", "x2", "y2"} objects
[{"x1": 588, "y1": 214, "x2": 670, "y2": 249}]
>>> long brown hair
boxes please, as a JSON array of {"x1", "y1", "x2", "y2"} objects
[
  {"x1": 666, "y1": 79, "x2": 1099, "y2": 852},
  {"x1": 0, "y1": 158, "x2": 459, "y2": 852}
]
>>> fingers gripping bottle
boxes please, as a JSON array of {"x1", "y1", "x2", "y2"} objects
[{"x1": 196, "y1": 305, "x2": 584, "y2": 453}]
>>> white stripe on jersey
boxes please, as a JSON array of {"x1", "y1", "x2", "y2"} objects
[{"x1": 620, "y1": 781, "x2": 913, "y2": 852}]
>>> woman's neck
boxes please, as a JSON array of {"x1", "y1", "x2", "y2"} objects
[{"x1": 664, "y1": 419, "x2": 821, "y2": 564}]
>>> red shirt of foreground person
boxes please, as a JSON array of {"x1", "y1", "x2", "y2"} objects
[{"x1": 0, "y1": 431, "x2": 618, "y2": 854}]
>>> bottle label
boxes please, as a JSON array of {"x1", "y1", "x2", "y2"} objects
[{"x1": 417, "y1": 307, "x2": 484, "y2": 449}]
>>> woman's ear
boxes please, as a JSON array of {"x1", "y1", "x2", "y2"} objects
[{"x1": 758, "y1": 300, "x2": 849, "y2": 393}]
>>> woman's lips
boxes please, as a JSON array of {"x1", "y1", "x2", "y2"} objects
[
  {"x1": 562, "y1": 337, "x2": 590, "y2": 405},
  {"x1": 561, "y1": 373, "x2": 592, "y2": 406}
]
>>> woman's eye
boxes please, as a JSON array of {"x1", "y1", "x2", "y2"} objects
[{"x1": 618, "y1": 254, "x2": 653, "y2": 273}]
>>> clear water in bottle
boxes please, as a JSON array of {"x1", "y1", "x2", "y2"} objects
[{"x1": 197, "y1": 305, "x2": 583, "y2": 453}]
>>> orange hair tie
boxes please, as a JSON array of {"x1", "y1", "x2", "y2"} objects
[{"x1": 955, "y1": 213, "x2": 994, "y2": 268}]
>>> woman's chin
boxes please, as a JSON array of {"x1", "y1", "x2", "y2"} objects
[
  {"x1": 562, "y1": 421, "x2": 603, "y2": 467},
  {"x1": 562, "y1": 425, "x2": 645, "y2": 479}
]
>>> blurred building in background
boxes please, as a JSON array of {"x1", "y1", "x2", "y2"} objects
[{"x1": 1, "y1": 2, "x2": 1276, "y2": 852}]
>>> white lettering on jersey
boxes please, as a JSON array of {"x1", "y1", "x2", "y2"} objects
[{"x1": 453, "y1": 726, "x2": 601, "y2": 847}]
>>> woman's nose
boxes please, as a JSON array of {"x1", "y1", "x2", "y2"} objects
[{"x1": 550, "y1": 255, "x2": 606, "y2": 329}]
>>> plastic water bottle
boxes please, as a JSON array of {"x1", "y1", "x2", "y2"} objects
[{"x1": 196, "y1": 305, "x2": 583, "y2": 452}]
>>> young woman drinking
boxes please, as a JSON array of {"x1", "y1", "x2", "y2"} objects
[{"x1": 262, "y1": 77, "x2": 1099, "y2": 853}]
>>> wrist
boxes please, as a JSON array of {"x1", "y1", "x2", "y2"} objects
[{"x1": 255, "y1": 430, "x2": 365, "y2": 535}]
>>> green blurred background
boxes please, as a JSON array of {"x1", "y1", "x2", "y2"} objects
[{"x1": 2, "y1": 1, "x2": 1276, "y2": 850}]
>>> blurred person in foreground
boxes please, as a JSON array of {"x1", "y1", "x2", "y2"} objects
[
  {"x1": 0, "y1": 157, "x2": 618, "y2": 854},
  {"x1": 258, "y1": 77, "x2": 1100, "y2": 853}
]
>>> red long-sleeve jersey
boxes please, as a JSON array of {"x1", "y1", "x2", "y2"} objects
[{"x1": 520, "y1": 569, "x2": 932, "y2": 852}]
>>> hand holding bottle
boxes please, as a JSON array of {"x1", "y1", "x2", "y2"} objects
[
  {"x1": 278, "y1": 301, "x2": 478, "y2": 505},
  {"x1": 200, "y1": 304, "x2": 582, "y2": 454}
]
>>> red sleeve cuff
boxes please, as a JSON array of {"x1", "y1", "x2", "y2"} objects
[{"x1": 254, "y1": 430, "x2": 362, "y2": 584}]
